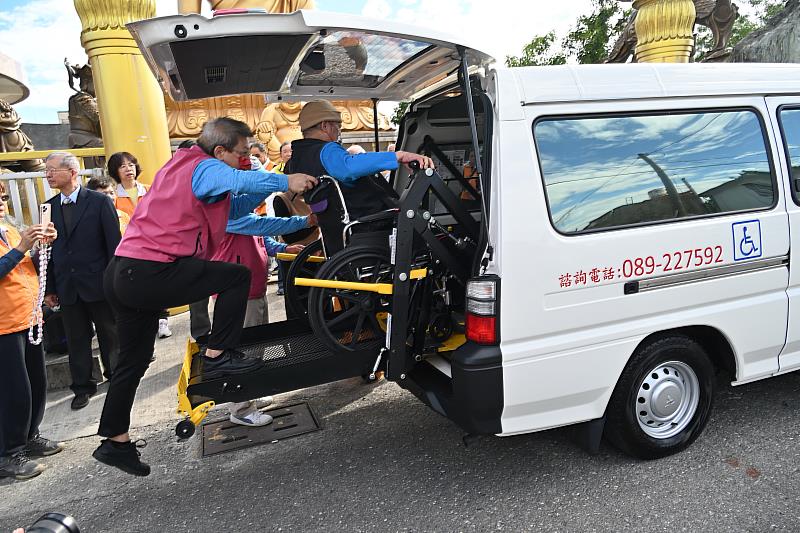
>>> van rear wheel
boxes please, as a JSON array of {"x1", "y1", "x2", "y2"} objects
[{"x1": 605, "y1": 335, "x2": 714, "y2": 459}]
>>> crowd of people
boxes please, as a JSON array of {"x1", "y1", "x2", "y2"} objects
[{"x1": 0, "y1": 101, "x2": 433, "y2": 481}]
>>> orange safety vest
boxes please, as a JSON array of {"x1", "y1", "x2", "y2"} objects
[
  {"x1": 114, "y1": 182, "x2": 150, "y2": 218},
  {"x1": 0, "y1": 224, "x2": 39, "y2": 335}
]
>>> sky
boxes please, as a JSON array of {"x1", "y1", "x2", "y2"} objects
[
  {"x1": 0, "y1": 0, "x2": 759, "y2": 124},
  {"x1": 0, "y1": 0, "x2": 607, "y2": 123}
]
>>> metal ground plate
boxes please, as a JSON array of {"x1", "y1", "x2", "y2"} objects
[{"x1": 201, "y1": 402, "x2": 321, "y2": 457}]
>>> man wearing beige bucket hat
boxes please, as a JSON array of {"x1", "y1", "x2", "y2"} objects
[{"x1": 285, "y1": 100, "x2": 434, "y2": 220}]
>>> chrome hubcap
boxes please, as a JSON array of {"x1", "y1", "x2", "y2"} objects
[{"x1": 635, "y1": 360, "x2": 699, "y2": 439}]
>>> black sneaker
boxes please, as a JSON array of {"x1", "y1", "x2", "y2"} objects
[
  {"x1": 0, "y1": 451, "x2": 44, "y2": 480},
  {"x1": 201, "y1": 349, "x2": 265, "y2": 380},
  {"x1": 25, "y1": 434, "x2": 64, "y2": 457},
  {"x1": 92, "y1": 439, "x2": 150, "y2": 477}
]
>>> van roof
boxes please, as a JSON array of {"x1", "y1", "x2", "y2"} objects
[{"x1": 509, "y1": 63, "x2": 800, "y2": 105}]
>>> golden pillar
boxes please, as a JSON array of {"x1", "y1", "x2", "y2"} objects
[
  {"x1": 632, "y1": 0, "x2": 696, "y2": 63},
  {"x1": 73, "y1": 0, "x2": 171, "y2": 184}
]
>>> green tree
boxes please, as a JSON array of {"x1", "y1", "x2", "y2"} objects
[
  {"x1": 562, "y1": 0, "x2": 630, "y2": 64},
  {"x1": 391, "y1": 101, "x2": 410, "y2": 126},
  {"x1": 505, "y1": 0, "x2": 629, "y2": 67},
  {"x1": 505, "y1": 32, "x2": 566, "y2": 67}
]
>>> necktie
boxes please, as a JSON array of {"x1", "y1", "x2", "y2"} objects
[{"x1": 62, "y1": 198, "x2": 75, "y2": 236}]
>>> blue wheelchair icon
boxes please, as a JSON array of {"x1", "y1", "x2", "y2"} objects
[
  {"x1": 739, "y1": 227, "x2": 758, "y2": 257},
  {"x1": 732, "y1": 220, "x2": 762, "y2": 261}
]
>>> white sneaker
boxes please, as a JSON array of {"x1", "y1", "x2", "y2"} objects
[
  {"x1": 230, "y1": 409, "x2": 273, "y2": 427},
  {"x1": 158, "y1": 318, "x2": 173, "y2": 339}
]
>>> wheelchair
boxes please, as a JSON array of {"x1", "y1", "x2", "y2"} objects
[{"x1": 285, "y1": 161, "x2": 482, "y2": 373}]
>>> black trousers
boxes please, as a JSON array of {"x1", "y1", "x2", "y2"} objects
[
  {"x1": 0, "y1": 330, "x2": 47, "y2": 457},
  {"x1": 60, "y1": 297, "x2": 119, "y2": 394},
  {"x1": 98, "y1": 256, "x2": 250, "y2": 437}
]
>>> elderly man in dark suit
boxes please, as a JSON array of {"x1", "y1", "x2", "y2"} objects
[{"x1": 43, "y1": 152, "x2": 122, "y2": 410}]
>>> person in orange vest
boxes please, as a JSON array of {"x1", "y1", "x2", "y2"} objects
[
  {"x1": 86, "y1": 177, "x2": 130, "y2": 234},
  {"x1": 0, "y1": 182, "x2": 62, "y2": 481}
]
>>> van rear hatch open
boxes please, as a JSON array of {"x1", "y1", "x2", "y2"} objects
[{"x1": 127, "y1": 10, "x2": 493, "y2": 102}]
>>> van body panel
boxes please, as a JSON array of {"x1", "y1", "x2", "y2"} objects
[
  {"x1": 497, "y1": 94, "x2": 790, "y2": 435},
  {"x1": 768, "y1": 96, "x2": 800, "y2": 372},
  {"x1": 509, "y1": 63, "x2": 800, "y2": 105}
]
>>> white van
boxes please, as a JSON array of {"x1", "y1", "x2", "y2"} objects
[{"x1": 130, "y1": 10, "x2": 800, "y2": 459}]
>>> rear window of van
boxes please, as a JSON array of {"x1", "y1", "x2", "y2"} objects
[
  {"x1": 534, "y1": 109, "x2": 775, "y2": 234},
  {"x1": 779, "y1": 107, "x2": 800, "y2": 194}
]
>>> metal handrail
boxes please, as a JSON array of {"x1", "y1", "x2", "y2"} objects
[{"x1": 1, "y1": 166, "x2": 106, "y2": 224}]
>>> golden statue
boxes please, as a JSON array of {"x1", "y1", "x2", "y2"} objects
[
  {"x1": 177, "y1": 0, "x2": 313, "y2": 13},
  {"x1": 170, "y1": 0, "x2": 393, "y2": 156}
]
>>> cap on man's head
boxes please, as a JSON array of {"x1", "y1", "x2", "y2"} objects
[{"x1": 300, "y1": 100, "x2": 342, "y2": 131}]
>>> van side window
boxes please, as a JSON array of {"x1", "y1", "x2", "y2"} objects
[
  {"x1": 779, "y1": 108, "x2": 800, "y2": 194},
  {"x1": 534, "y1": 110, "x2": 775, "y2": 234}
]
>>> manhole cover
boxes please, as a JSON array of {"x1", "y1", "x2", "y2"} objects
[{"x1": 201, "y1": 402, "x2": 320, "y2": 457}]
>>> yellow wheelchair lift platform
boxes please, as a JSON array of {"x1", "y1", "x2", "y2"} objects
[
  {"x1": 175, "y1": 340, "x2": 215, "y2": 439},
  {"x1": 174, "y1": 268, "x2": 465, "y2": 439}
]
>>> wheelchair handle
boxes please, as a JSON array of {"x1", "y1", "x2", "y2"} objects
[{"x1": 408, "y1": 160, "x2": 421, "y2": 171}]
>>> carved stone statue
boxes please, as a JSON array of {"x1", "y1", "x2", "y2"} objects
[
  {"x1": 65, "y1": 60, "x2": 102, "y2": 149},
  {"x1": 0, "y1": 99, "x2": 44, "y2": 171},
  {"x1": 608, "y1": 0, "x2": 739, "y2": 63},
  {"x1": 730, "y1": 0, "x2": 799, "y2": 63}
]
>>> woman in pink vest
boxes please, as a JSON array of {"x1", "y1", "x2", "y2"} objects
[{"x1": 93, "y1": 118, "x2": 316, "y2": 477}]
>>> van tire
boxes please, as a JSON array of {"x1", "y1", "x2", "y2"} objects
[{"x1": 605, "y1": 335, "x2": 715, "y2": 460}]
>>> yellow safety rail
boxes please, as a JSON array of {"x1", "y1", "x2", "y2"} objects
[
  {"x1": 176, "y1": 340, "x2": 215, "y2": 427},
  {"x1": 0, "y1": 147, "x2": 105, "y2": 167},
  {"x1": 294, "y1": 268, "x2": 427, "y2": 295},
  {"x1": 276, "y1": 252, "x2": 326, "y2": 263}
]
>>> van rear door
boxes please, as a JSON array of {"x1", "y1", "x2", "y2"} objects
[{"x1": 126, "y1": 10, "x2": 494, "y2": 103}]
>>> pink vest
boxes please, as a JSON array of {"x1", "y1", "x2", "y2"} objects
[
  {"x1": 212, "y1": 233, "x2": 268, "y2": 299},
  {"x1": 115, "y1": 146, "x2": 232, "y2": 263}
]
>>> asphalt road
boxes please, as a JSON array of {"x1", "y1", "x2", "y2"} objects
[{"x1": 2, "y1": 368, "x2": 800, "y2": 532}]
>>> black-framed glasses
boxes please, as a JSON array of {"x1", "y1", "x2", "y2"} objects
[{"x1": 0, "y1": 195, "x2": 9, "y2": 202}]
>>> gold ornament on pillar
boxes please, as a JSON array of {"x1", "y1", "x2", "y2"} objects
[
  {"x1": 73, "y1": 0, "x2": 172, "y2": 184},
  {"x1": 632, "y1": 0, "x2": 697, "y2": 63}
]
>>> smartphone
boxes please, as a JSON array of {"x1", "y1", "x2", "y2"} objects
[
  {"x1": 39, "y1": 203, "x2": 51, "y2": 226},
  {"x1": 39, "y1": 204, "x2": 51, "y2": 245}
]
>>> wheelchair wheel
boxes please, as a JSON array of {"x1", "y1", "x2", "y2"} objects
[
  {"x1": 308, "y1": 246, "x2": 393, "y2": 353},
  {"x1": 284, "y1": 239, "x2": 324, "y2": 321}
]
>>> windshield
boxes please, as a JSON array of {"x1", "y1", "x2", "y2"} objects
[{"x1": 297, "y1": 31, "x2": 432, "y2": 88}]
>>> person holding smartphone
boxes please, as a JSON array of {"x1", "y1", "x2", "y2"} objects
[{"x1": 0, "y1": 183, "x2": 62, "y2": 481}]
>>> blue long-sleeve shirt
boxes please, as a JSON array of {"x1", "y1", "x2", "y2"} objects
[
  {"x1": 225, "y1": 213, "x2": 309, "y2": 254},
  {"x1": 320, "y1": 143, "x2": 397, "y2": 186},
  {"x1": 0, "y1": 248, "x2": 24, "y2": 279},
  {"x1": 191, "y1": 158, "x2": 289, "y2": 219}
]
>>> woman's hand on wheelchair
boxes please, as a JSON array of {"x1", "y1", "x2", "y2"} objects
[
  {"x1": 396, "y1": 151, "x2": 434, "y2": 171},
  {"x1": 285, "y1": 244, "x2": 305, "y2": 254},
  {"x1": 306, "y1": 213, "x2": 318, "y2": 228}
]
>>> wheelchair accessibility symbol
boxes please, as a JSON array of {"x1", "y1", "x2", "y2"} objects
[{"x1": 732, "y1": 220, "x2": 762, "y2": 261}]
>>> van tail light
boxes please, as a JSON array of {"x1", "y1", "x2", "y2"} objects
[{"x1": 465, "y1": 276, "x2": 500, "y2": 345}]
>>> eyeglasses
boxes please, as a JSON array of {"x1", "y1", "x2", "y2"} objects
[
  {"x1": 44, "y1": 167, "x2": 70, "y2": 175},
  {"x1": 0, "y1": 195, "x2": 9, "y2": 202}
]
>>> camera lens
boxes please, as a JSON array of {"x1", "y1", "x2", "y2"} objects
[
  {"x1": 174, "y1": 24, "x2": 187, "y2": 38},
  {"x1": 27, "y1": 513, "x2": 80, "y2": 533}
]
